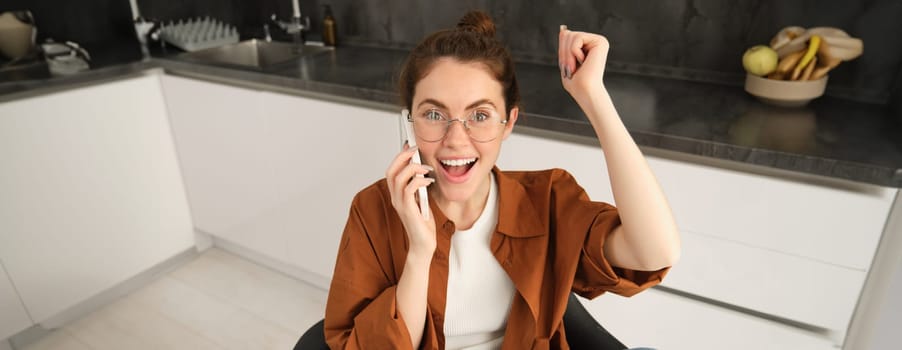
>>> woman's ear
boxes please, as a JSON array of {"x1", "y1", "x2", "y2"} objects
[{"x1": 502, "y1": 106, "x2": 519, "y2": 141}]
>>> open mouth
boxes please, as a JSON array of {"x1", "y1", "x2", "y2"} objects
[{"x1": 438, "y1": 157, "x2": 478, "y2": 183}]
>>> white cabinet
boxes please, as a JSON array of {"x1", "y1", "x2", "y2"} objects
[
  {"x1": 648, "y1": 155, "x2": 893, "y2": 271},
  {"x1": 644, "y1": 158, "x2": 892, "y2": 334},
  {"x1": 581, "y1": 288, "x2": 836, "y2": 350},
  {"x1": 261, "y1": 91, "x2": 398, "y2": 281},
  {"x1": 162, "y1": 76, "x2": 398, "y2": 285},
  {"x1": 670, "y1": 229, "x2": 866, "y2": 332},
  {"x1": 160, "y1": 76, "x2": 274, "y2": 247},
  {"x1": 0, "y1": 74, "x2": 195, "y2": 324},
  {"x1": 159, "y1": 75, "x2": 894, "y2": 347},
  {"x1": 0, "y1": 262, "x2": 31, "y2": 340},
  {"x1": 497, "y1": 131, "x2": 896, "y2": 348}
]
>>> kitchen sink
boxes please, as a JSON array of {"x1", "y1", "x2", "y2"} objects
[{"x1": 175, "y1": 39, "x2": 333, "y2": 70}]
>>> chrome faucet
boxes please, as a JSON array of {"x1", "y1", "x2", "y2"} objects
[
  {"x1": 270, "y1": 0, "x2": 310, "y2": 49},
  {"x1": 133, "y1": 17, "x2": 161, "y2": 59}
]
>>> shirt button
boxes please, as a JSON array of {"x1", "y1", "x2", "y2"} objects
[{"x1": 443, "y1": 221, "x2": 454, "y2": 231}]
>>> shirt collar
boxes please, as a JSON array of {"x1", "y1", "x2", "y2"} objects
[
  {"x1": 492, "y1": 166, "x2": 547, "y2": 238},
  {"x1": 428, "y1": 166, "x2": 546, "y2": 238}
]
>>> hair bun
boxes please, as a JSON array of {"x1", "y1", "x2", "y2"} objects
[{"x1": 457, "y1": 10, "x2": 496, "y2": 37}]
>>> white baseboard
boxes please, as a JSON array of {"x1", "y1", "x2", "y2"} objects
[
  {"x1": 6, "y1": 247, "x2": 198, "y2": 349},
  {"x1": 194, "y1": 229, "x2": 214, "y2": 252},
  {"x1": 38, "y1": 247, "x2": 198, "y2": 329},
  {"x1": 211, "y1": 236, "x2": 331, "y2": 292}
]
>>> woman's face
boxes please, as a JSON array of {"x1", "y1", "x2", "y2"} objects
[{"x1": 411, "y1": 58, "x2": 518, "y2": 203}]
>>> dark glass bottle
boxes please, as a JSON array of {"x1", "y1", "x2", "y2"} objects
[{"x1": 322, "y1": 5, "x2": 337, "y2": 47}]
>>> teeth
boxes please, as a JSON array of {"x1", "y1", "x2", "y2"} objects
[{"x1": 440, "y1": 158, "x2": 477, "y2": 167}]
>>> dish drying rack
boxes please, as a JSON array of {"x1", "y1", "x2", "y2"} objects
[{"x1": 160, "y1": 17, "x2": 239, "y2": 52}]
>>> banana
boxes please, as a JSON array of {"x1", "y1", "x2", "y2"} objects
[
  {"x1": 822, "y1": 37, "x2": 863, "y2": 61},
  {"x1": 800, "y1": 57, "x2": 817, "y2": 80},
  {"x1": 770, "y1": 26, "x2": 806, "y2": 51},
  {"x1": 778, "y1": 27, "x2": 864, "y2": 61},
  {"x1": 776, "y1": 34, "x2": 811, "y2": 58},
  {"x1": 815, "y1": 39, "x2": 842, "y2": 76},
  {"x1": 776, "y1": 49, "x2": 805, "y2": 76},
  {"x1": 807, "y1": 27, "x2": 863, "y2": 61},
  {"x1": 806, "y1": 27, "x2": 850, "y2": 37},
  {"x1": 798, "y1": 35, "x2": 821, "y2": 68},
  {"x1": 809, "y1": 47, "x2": 842, "y2": 80},
  {"x1": 791, "y1": 35, "x2": 821, "y2": 81},
  {"x1": 758, "y1": 26, "x2": 863, "y2": 81},
  {"x1": 816, "y1": 39, "x2": 840, "y2": 67},
  {"x1": 810, "y1": 64, "x2": 832, "y2": 80}
]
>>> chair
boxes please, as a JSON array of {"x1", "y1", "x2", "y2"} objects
[
  {"x1": 294, "y1": 293, "x2": 627, "y2": 349},
  {"x1": 294, "y1": 319, "x2": 329, "y2": 350},
  {"x1": 561, "y1": 293, "x2": 627, "y2": 349}
]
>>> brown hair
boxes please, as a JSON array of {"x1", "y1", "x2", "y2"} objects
[{"x1": 399, "y1": 10, "x2": 520, "y2": 116}]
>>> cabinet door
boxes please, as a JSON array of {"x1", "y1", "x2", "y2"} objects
[
  {"x1": 497, "y1": 131, "x2": 887, "y2": 338},
  {"x1": 0, "y1": 262, "x2": 31, "y2": 340},
  {"x1": 0, "y1": 74, "x2": 195, "y2": 323},
  {"x1": 582, "y1": 288, "x2": 836, "y2": 350},
  {"x1": 162, "y1": 76, "x2": 398, "y2": 284},
  {"x1": 261, "y1": 91, "x2": 399, "y2": 281},
  {"x1": 160, "y1": 75, "x2": 275, "y2": 240}
]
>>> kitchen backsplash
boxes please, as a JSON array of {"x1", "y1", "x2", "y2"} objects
[
  {"x1": 136, "y1": 0, "x2": 324, "y2": 40},
  {"x1": 2, "y1": 0, "x2": 900, "y2": 105},
  {"x1": 893, "y1": 73, "x2": 902, "y2": 123},
  {"x1": 1, "y1": 0, "x2": 135, "y2": 46},
  {"x1": 327, "y1": 0, "x2": 902, "y2": 105}
]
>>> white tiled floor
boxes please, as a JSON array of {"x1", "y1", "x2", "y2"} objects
[{"x1": 19, "y1": 248, "x2": 327, "y2": 350}]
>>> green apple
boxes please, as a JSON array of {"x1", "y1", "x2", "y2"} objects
[{"x1": 742, "y1": 45, "x2": 779, "y2": 76}]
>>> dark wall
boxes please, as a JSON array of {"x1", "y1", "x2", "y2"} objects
[
  {"x1": 0, "y1": 0, "x2": 324, "y2": 45},
  {"x1": 893, "y1": 67, "x2": 902, "y2": 121},
  {"x1": 137, "y1": 0, "x2": 323, "y2": 39},
  {"x1": 328, "y1": 0, "x2": 902, "y2": 104},
  {"x1": 3, "y1": 0, "x2": 900, "y2": 104},
  {"x1": 1, "y1": 0, "x2": 134, "y2": 45}
]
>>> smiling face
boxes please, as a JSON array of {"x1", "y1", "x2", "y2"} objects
[{"x1": 412, "y1": 58, "x2": 518, "y2": 205}]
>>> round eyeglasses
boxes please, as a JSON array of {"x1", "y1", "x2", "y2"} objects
[{"x1": 408, "y1": 108, "x2": 508, "y2": 143}]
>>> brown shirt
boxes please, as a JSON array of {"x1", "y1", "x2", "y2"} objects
[{"x1": 324, "y1": 167, "x2": 669, "y2": 350}]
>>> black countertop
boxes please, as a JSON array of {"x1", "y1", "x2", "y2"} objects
[{"x1": 2, "y1": 42, "x2": 901, "y2": 188}]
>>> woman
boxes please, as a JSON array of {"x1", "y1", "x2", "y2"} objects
[{"x1": 324, "y1": 10, "x2": 680, "y2": 350}]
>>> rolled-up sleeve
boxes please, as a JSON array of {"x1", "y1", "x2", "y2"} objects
[
  {"x1": 324, "y1": 193, "x2": 416, "y2": 350},
  {"x1": 574, "y1": 206, "x2": 669, "y2": 298},
  {"x1": 549, "y1": 169, "x2": 669, "y2": 299}
]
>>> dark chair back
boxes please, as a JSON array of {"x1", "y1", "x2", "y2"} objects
[
  {"x1": 294, "y1": 293, "x2": 627, "y2": 349},
  {"x1": 562, "y1": 293, "x2": 627, "y2": 349},
  {"x1": 295, "y1": 319, "x2": 329, "y2": 350}
]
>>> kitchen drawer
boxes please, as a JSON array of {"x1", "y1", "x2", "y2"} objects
[
  {"x1": 663, "y1": 230, "x2": 865, "y2": 333},
  {"x1": 498, "y1": 132, "x2": 883, "y2": 337},
  {"x1": 501, "y1": 132, "x2": 895, "y2": 271},
  {"x1": 649, "y1": 156, "x2": 895, "y2": 271},
  {"x1": 583, "y1": 287, "x2": 837, "y2": 350}
]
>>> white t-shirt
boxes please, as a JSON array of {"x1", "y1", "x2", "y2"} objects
[{"x1": 443, "y1": 173, "x2": 515, "y2": 350}]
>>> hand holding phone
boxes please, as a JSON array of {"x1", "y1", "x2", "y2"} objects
[{"x1": 399, "y1": 109, "x2": 430, "y2": 219}]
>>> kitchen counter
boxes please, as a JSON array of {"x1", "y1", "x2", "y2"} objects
[{"x1": 2, "y1": 42, "x2": 901, "y2": 188}]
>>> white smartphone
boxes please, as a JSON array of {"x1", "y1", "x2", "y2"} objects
[{"x1": 399, "y1": 109, "x2": 430, "y2": 219}]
